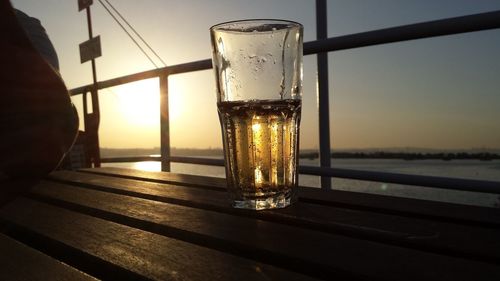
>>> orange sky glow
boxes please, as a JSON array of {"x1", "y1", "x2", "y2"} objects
[{"x1": 12, "y1": 0, "x2": 500, "y2": 150}]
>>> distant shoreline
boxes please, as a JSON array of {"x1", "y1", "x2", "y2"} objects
[
  {"x1": 301, "y1": 152, "x2": 500, "y2": 161},
  {"x1": 100, "y1": 147, "x2": 500, "y2": 161}
]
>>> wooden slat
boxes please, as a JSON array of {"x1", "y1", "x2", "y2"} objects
[
  {"x1": 0, "y1": 233, "x2": 96, "y2": 281},
  {"x1": 0, "y1": 178, "x2": 38, "y2": 207},
  {"x1": 78, "y1": 167, "x2": 500, "y2": 226},
  {"x1": 48, "y1": 170, "x2": 500, "y2": 262},
  {"x1": 0, "y1": 198, "x2": 318, "y2": 281},
  {"x1": 25, "y1": 180, "x2": 500, "y2": 280},
  {"x1": 299, "y1": 187, "x2": 500, "y2": 226},
  {"x1": 80, "y1": 167, "x2": 226, "y2": 190},
  {"x1": 53, "y1": 170, "x2": 229, "y2": 208}
]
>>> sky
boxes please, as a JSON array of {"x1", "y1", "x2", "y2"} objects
[{"x1": 10, "y1": 0, "x2": 500, "y2": 150}]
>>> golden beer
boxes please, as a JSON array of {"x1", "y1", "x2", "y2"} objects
[{"x1": 218, "y1": 99, "x2": 301, "y2": 209}]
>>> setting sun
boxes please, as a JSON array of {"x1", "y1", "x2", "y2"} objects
[{"x1": 114, "y1": 79, "x2": 183, "y2": 127}]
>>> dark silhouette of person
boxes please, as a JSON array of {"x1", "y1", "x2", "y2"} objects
[
  {"x1": 0, "y1": 0, "x2": 78, "y2": 205},
  {"x1": 14, "y1": 9, "x2": 60, "y2": 71}
]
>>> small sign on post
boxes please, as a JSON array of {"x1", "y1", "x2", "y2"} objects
[
  {"x1": 78, "y1": 0, "x2": 93, "y2": 11},
  {"x1": 79, "y1": 36, "x2": 102, "y2": 63}
]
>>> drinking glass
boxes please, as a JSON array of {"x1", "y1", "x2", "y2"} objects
[{"x1": 210, "y1": 19, "x2": 303, "y2": 210}]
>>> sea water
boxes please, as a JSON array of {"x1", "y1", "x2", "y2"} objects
[{"x1": 103, "y1": 158, "x2": 500, "y2": 208}]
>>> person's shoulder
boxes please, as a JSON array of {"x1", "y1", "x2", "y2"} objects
[
  {"x1": 14, "y1": 9, "x2": 42, "y2": 27},
  {"x1": 13, "y1": 8, "x2": 59, "y2": 71}
]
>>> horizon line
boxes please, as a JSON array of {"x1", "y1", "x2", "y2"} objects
[{"x1": 100, "y1": 146, "x2": 500, "y2": 151}]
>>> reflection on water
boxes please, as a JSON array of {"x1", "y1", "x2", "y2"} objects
[
  {"x1": 102, "y1": 159, "x2": 500, "y2": 208},
  {"x1": 133, "y1": 161, "x2": 160, "y2": 172},
  {"x1": 104, "y1": 161, "x2": 226, "y2": 178}
]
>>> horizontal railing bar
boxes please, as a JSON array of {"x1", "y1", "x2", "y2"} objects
[
  {"x1": 101, "y1": 156, "x2": 161, "y2": 162},
  {"x1": 69, "y1": 68, "x2": 166, "y2": 96},
  {"x1": 299, "y1": 166, "x2": 500, "y2": 195},
  {"x1": 69, "y1": 60, "x2": 213, "y2": 96},
  {"x1": 304, "y1": 11, "x2": 500, "y2": 55},
  {"x1": 168, "y1": 59, "x2": 212, "y2": 75},
  {"x1": 101, "y1": 156, "x2": 225, "y2": 166},
  {"x1": 69, "y1": 10, "x2": 500, "y2": 95},
  {"x1": 170, "y1": 156, "x2": 224, "y2": 166},
  {"x1": 304, "y1": 9, "x2": 500, "y2": 55},
  {"x1": 100, "y1": 156, "x2": 500, "y2": 194}
]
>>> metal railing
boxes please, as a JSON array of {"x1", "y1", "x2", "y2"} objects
[{"x1": 70, "y1": 3, "x2": 500, "y2": 194}]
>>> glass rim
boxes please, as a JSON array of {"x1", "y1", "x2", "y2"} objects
[{"x1": 210, "y1": 19, "x2": 302, "y2": 33}]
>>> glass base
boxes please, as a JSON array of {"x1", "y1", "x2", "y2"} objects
[{"x1": 232, "y1": 193, "x2": 295, "y2": 210}]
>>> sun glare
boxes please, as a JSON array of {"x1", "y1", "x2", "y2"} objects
[
  {"x1": 133, "y1": 161, "x2": 161, "y2": 172},
  {"x1": 116, "y1": 79, "x2": 183, "y2": 127}
]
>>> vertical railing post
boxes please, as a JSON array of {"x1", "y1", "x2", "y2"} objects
[
  {"x1": 82, "y1": 5, "x2": 102, "y2": 167},
  {"x1": 316, "y1": 0, "x2": 332, "y2": 189},
  {"x1": 160, "y1": 72, "x2": 171, "y2": 172},
  {"x1": 82, "y1": 91, "x2": 92, "y2": 167}
]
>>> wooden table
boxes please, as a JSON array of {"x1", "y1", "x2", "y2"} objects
[{"x1": 1, "y1": 167, "x2": 500, "y2": 280}]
